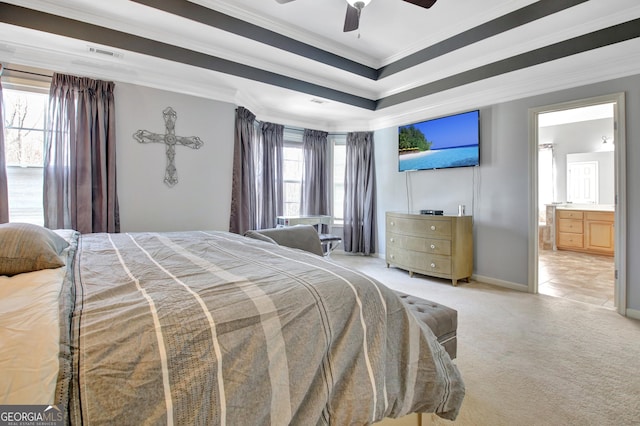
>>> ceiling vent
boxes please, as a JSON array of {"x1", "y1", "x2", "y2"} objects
[{"x1": 87, "y1": 46, "x2": 123, "y2": 59}]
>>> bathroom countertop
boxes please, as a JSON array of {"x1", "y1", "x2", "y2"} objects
[{"x1": 550, "y1": 204, "x2": 614, "y2": 212}]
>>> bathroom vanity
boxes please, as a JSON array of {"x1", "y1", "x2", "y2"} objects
[{"x1": 554, "y1": 205, "x2": 614, "y2": 256}]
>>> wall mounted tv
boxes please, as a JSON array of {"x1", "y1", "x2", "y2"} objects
[{"x1": 398, "y1": 109, "x2": 480, "y2": 172}]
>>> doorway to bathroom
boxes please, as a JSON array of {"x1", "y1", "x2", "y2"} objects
[{"x1": 529, "y1": 93, "x2": 627, "y2": 315}]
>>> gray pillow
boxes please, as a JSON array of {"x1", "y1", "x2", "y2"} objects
[{"x1": 0, "y1": 223, "x2": 70, "y2": 276}]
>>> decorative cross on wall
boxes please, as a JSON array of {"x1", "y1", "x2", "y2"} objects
[{"x1": 133, "y1": 107, "x2": 204, "y2": 187}]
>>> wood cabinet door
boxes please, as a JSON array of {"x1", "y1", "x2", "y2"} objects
[{"x1": 585, "y1": 220, "x2": 614, "y2": 254}]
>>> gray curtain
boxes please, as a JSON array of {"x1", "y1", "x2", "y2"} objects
[
  {"x1": 229, "y1": 107, "x2": 257, "y2": 234},
  {"x1": 43, "y1": 73, "x2": 119, "y2": 233},
  {"x1": 300, "y1": 129, "x2": 329, "y2": 227},
  {"x1": 343, "y1": 131, "x2": 376, "y2": 255},
  {"x1": 258, "y1": 122, "x2": 284, "y2": 229},
  {"x1": 0, "y1": 74, "x2": 8, "y2": 223}
]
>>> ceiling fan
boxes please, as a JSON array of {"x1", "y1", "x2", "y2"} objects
[{"x1": 275, "y1": 0, "x2": 438, "y2": 33}]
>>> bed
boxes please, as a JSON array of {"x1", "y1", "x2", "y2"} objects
[{"x1": 0, "y1": 223, "x2": 464, "y2": 425}]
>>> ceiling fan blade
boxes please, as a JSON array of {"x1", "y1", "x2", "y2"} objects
[
  {"x1": 275, "y1": 0, "x2": 297, "y2": 3},
  {"x1": 402, "y1": 0, "x2": 437, "y2": 9},
  {"x1": 343, "y1": 4, "x2": 360, "y2": 32}
]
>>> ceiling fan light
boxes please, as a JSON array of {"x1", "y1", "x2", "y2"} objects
[{"x1": 346, "y1": 0, "x2": 372, "y2": 8}]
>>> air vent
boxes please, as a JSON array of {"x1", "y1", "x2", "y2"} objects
[{"x1": 87, "y1": 46, "x2": 123, "y2": 59}]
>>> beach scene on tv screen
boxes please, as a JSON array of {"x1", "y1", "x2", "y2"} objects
[{"x1": 399, "y1": 110, "x2": 479, "y2": 171}]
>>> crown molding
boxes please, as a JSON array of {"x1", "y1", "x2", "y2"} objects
[{"x1": 369, "y1": 37, "x2": 640, "y2": 131}]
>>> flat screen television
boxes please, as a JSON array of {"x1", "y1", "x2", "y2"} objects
[{"x1": 398, "y1": 109, "x2": 480, "y2": 172}]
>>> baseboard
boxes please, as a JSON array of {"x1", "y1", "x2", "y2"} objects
[
  {"x1": 626, "y1": 308, "x2": 640, "y2": 320},
  {"x1": 357, "y1": 252, "x2": 636, "y2": 319},
  {"x1": 375, "y1": 254, "x2": 528, "y2": 292},
  {"x1": 472, "y1": 274, "x2": 529, "y2": 292}
]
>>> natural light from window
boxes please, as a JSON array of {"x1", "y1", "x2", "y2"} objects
[
  {"x1": 283, "y1": 143, "x2": 302, "y2": 216},
  {"x1": 3, "y1": 88, "x2": 47, "y2": 225},
  {"x1": 332, "y1": 140, "x2": 346, "y2": 225}
]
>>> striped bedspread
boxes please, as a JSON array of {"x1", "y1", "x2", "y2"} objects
[{"x1": 60, "y1": 231, "x2": 464, "y2": 425}]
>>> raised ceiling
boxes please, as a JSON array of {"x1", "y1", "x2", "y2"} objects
[{"x1": 1, "y1": 0, "x2": 640, "y2": 130}]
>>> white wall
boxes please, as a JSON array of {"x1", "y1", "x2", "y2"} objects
[
  {"x1": 539, "y1": 118, "x2": 615, "y2": 204},
  {"x1": 115, "y1": 83, "x2": 235, "y2": 232},
  {"x1": 374, "y1": 73, "x2": 640, "y2": 313}
]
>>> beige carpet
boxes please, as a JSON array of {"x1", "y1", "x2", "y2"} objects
[{"x1": 329, "y1": 253, "x2": 640, "y2": 426}]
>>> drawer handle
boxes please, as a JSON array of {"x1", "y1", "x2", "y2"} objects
[
  {"x1": 390, "y1": 254, "x2": 395, "y2": 259},
  {"x1": 390, "y1": 221, "x2": 395, "y2": 226},
  {"x1": 430, "y1": 263, "x2": 436, "y2": 268},
  {"x1": 430, "y1": 225, "x2": 436, "y2": 231},
  {"x1": 430, "y1": 244, "x2": 436, "y2": 249},
  {"x1": 390, "y1": 237, "x2": 395, "y2": 242}
]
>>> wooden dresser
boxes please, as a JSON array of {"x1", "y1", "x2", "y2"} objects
[
  {"x1": 556, "y1": 209, "x2": 614, "y2": 256},
  {"x1": 385, "y1": 212, "x2": 473, "y2": 286}
]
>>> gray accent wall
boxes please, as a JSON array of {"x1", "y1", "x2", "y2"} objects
[
  {"x1": 374, "y1": 73, "x2": 640, "y2": 313},
  {"x1": 115, "y1": 83, "x2": 235, "y2": 232}
]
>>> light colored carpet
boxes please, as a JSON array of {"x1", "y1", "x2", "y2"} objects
[{"x1": 329, "y1": 253, "x2": 640, "y2": 426}]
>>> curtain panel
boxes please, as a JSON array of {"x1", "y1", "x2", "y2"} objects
[
  {"x1": 300, "y1": 129, "x2": 330, "y2": 230},
  {"x1": 0, "y1": 75, "x2": 8, "y2": 223},
  {"x1": 343, "y1": 131, "x2": 377, "y2": 255},
  {"x1": 258, "y1": 122, "x2": 284, "y2": 229},
  {"x1": 43, "y1": 73, "x2": 119, "y2": 233},
  {"x1": 229, "y1": 107, "x2": 257, "y2": 234},
  {"x1": 229, "y1": 108, "x2": 285, "y2": 234}
]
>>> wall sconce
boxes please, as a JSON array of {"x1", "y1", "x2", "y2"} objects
[{"x1": 600, "y1": 136, "x2": 615, "y2": 152}]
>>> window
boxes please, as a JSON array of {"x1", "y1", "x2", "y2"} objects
[
  {"x1": 538, "y1": 144, "x2": 554, "y2": 223},
  {"x1": 332, "y1": 136, "x2": 346, "y2": 225},
  {"x1": 269, "y1": 129, "x2": 345, "y2": 223},
  {"x1": 3, "y1": 88, "x2": 48, "y2": 225},
  {"x1": 283, "y1": 140, "x2": 303, "y2": 216}
]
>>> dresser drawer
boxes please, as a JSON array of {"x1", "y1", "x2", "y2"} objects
[
  {"x1": 387, "y1": 247, "x2": 452, "y2": 275},
  {"x1": 385, "y1": 212, "x2": 473, "y2": 285},
  {"x1": 557, "y1": 232, "x2": 583, "y2": 248},
  {"x1": 387, "y1": 233, "x2": 451, "y2": 255},
  {"x1": 557, "y1": 219, "x2": 583, "y2": 234},
  {"x1": 386, "y1": 216, "x2": 451, "y2": 238}
]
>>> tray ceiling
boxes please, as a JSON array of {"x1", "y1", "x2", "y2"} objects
[{"x1": 1, "y1": 0, "x2": 640, "y2": 130}]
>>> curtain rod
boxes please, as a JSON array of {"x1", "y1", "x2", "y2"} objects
[
  {"x1": 284, "y1": 126, "x2": 347, "y2": 137},
  {"x1": 284, "y1": 126, "x2": 347, "y2": 136},
  {"x1": 254, "y1": 119, "x2": 347, "y2": 137},
  {"x1": 248, "y1": 112, "x2": 345, "y2": 136},
  {"x1": 3, "y1": 67, "x2": 53, "y2": 79}
]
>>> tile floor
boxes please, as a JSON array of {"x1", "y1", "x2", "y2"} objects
[{"x1": 538, "y1": 248, "x2": 615, "y2": 309}]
